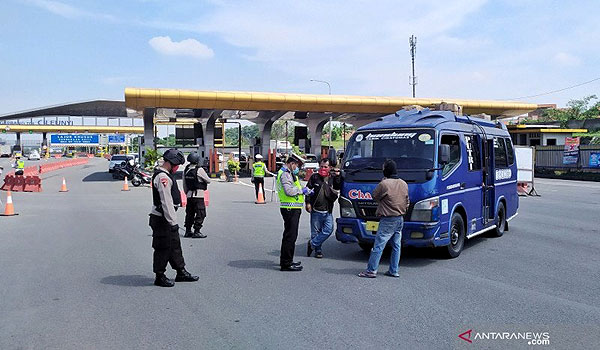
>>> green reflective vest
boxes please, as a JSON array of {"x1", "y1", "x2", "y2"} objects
[
  {"x1": 17, "y1": 160, "x2": 25, "y2": 169},
  {"x1": 277, "y1": 168, "x2": 304, "y2": 209},
  {"x1": 253, "y1": 162, "x2": 266, "y2": 177}
]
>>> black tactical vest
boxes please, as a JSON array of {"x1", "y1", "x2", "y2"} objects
[
  {"x1": 184, "y1": 165, "x2": 207, "y2": 191},
  {"x1": 152, "y1": 169, "x2": 181, "y2": 213}
]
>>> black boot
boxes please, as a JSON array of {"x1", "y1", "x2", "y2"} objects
[
  {"x1": 184, "y1": 227, "x2": 193, "y2": 238},
  {"x1": 154, "y1": 273, "x2": 174, "y2": 287},
  {"x1": 175, "y1": 268, "x2": 199, "y2": 282},
  {"x1": 190, "y1": 227, "x2": 207, "y2": 239}
]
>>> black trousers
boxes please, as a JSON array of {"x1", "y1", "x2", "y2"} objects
[
  {"x1": 184, "y1": 197, "x2": 206, "y2": 230},
  {"x1": 254, "y1": 177, "x2": 265, "y2": 200},
  {"x1": 280, "y1": 208, "x2": 301, "y2": 267},
  {"x1": 149, "y1": 214, "x2": 185, "y2": 274}
]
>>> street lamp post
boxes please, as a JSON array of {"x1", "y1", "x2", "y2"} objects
[{"x1": 310, "y1": 79, "x2": 333, "y2": 150}]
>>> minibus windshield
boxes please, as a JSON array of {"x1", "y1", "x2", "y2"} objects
[{"x1": 343, "y1": 129, "x2": 435, "y2": 173}]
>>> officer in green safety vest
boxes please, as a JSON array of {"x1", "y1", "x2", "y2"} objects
[
  {"x1": 15, "y1": 156, "x2": 25, "y2": 176},
  {"x1": 276, "y1": 153, "x2": 313, "y2": 271},
  {"x1": 251, "y1": 154, "x2": 274, "y2": 201}
]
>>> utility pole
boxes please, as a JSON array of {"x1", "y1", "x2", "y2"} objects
[{"x1": 409, "y1": 35, "x2": 417, "y2": 98}]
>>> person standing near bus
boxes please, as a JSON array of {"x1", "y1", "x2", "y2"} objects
[
  {"x1": 277, "y1": 154, "x2": 312, "y2": 271},
  {"x1": 149, "y1": 149, "x2": 199, "y2": 287},
  {"x1": 305, "y1": 158, "x2": 341, "y2": 258},
  {"x1": 358, "y1": 159, "x2": 409, "y2": 278},
  {"x1": 251, "y1": 154, "x2": 274, "y2": 200}
]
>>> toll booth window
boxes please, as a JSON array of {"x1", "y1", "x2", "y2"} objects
[
  {"x1": 494, "y1": 137, "x2": 508, "y2": 168},
  {"x1": 504, "y1": 137, "x2": 515, "y2": 165},
  {"x1": 464, "y1": 134, "x2": 481, "y2": 171},
  {"x1": 441, "y1": 134, "x2": 461, "y2": 177}
]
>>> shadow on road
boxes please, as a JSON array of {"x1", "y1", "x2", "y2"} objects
[
  {"x1": 228, "y1": 259, "x2": 279, "y2": 270},
  {"x1": 100, "y1": 275, "x2": 154, "y2": 287},
  {"x1": 83, "y1": 172, "x2": 117, "y2": 182}
]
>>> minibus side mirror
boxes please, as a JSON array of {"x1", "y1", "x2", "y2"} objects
[
  {"x1": 328, "y1": 147, "x2": 337, "y2": 167},
  {"x1": 439, "y1": 144, "x2": 450, "y2": 165}
]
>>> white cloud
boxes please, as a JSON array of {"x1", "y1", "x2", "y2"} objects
[
  {"x1": 148, "y1": 36, "x2": 214, "y2": 59},
  {"x1": 27, "y1": 0, "x2": 116, "y2": 20},
  {"x1": 553, "y1": 52, "x2": 581, "y2": 66}
]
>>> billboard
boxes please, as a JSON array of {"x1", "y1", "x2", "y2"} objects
[
  {"x1": 50, "y1": 134, "x2": 99, "y2": 145},
  {"x1": 562, "y1": 137, "x2": 580, "y2": 165}
]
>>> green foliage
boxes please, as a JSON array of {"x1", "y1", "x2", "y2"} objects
[
  {"x1": 227, "y1": 159, "x2": 240, "y2": 173},
  {"x1": 144, "y1": 147, "x2": 162, "y2": 168},
  {"x1": 271, "y1": 120, "x2": 295, "y2": 141},
  {"x1": 158, "y1": 134, "x2": 176, "y2": 147},
  {"x1": 541, "y1": 95, "x2": 599, "y2": 127},
  {"x1": 225, "y1": 125, "x2": 259, "y2": 146}
]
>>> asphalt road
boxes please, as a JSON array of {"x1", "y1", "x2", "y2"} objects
[{"x1": 1, "y1": 158, "x2": 599, "y2": 349}]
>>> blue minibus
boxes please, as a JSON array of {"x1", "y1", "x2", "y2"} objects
[{"x1": 336, "y1": 108, "x2": 518, "y2": 258}]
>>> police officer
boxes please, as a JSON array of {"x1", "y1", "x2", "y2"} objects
[
  {"x1": 14, "y1": 156, "x2": 25, "y2": 176},
  {"x1": 149, "y1": 149, "x2": 199, "y2": 287},
  {"x1": 277, "y1": 153, "x2": 313, "y2": 271},
  {"x1": 183, "y1": 151, "x2": 210, "y2": 239},
  {"x1": 251, "y1": 154, "x2": 274, "y2": 201}
]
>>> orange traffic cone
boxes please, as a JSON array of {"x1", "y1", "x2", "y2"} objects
[
  {"x1": 1, "y1": 191, "x2": 17, "y2": 216},
  {"x1": 59, "y1": 177, "x2": 69, "y2": 192},
  {"x1": 255, "y1": 183, "x2": 266, "y2": 204},
  {"x1": 121, "y1": 177, "x2": 130, "y2": 191}
]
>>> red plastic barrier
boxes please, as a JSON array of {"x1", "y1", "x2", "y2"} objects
[
  {"x1": 23, "y1": 176, "x2": 42, "y2": 192},
  {"x1": 1, "y1": 175, "x2": 15, "y2": 191},
  {"x1": 12, "y1": 175, "x2": 25, "y2": 192},
  {"x1": 204, "y1": 190, "x2": 210, "y2": 207},
  {"x1": 180, "y1": 190, "x2": 187, "y2": 207},
  {"x1": 38, "y1": 158, "x2": 89, "y2": 174}
]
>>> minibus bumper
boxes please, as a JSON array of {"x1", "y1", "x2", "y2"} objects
[{"x1": 336, "y1": 218, "x2": 449, "y2": 248}]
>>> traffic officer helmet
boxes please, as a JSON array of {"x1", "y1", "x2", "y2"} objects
[
  {"x1": 255, "y1": 154, "x2": 263, "y2": 159},
  {"x1": 187, "y1": 151, "x2": 201, "y2": 164},
  {"x1": 163, "y1": 149, "x2": 185, "y2": 166}
]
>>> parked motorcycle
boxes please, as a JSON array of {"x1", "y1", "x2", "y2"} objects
[
  {"x1": 112, "y1": 161, "x2": 135, "y2": 181},
  {"x1": 131, "y1": 165, "x2": 151, "y2": 187}
]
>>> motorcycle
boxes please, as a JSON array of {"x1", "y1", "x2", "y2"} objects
[
  {"x1": 112, "y1": 161, "x2": 135, "y2": 181},
  {"x1": 131, "y1": 165, "x2": 151, "y2": 187}
]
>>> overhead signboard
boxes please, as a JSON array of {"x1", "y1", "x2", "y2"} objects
[
  {"x1": 50, "y1": 134, "x2": 99, "y2": 145},
  {"x1": 108, "y1": 134, "x2": 126, "y2": 144}
]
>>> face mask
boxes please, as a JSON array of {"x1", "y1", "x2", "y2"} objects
[
  {"x1": 292, "y1": 168, "x2": 300, "y2": 175},
  {"x1": 318, "y1": 168, "x2": 329, "y2": 177},
  {"x1": 171, "y1": 165, "x2": 179, "y2": 174}
]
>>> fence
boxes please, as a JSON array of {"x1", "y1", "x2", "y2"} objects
[{"x1": 535, "y1": 145, "x2": 600, "y2": 172}]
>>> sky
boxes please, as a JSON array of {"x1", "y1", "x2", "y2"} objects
[{"x1": 1, "y1": 0, "x2": 599, "y2": 117}]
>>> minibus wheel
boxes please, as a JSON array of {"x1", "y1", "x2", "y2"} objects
[
  {"x1": 492, "y1": 202, "x2": 506, "y2": 237},
  {"x1": 443, "y1": 213, "x2": 465, "y2": 258}
]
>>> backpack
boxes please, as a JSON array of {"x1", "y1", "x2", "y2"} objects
[{"x1": 184, "y1": 165, "x2": 207, "y2": 191}]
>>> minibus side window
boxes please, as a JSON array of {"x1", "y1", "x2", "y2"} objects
[
  {"x1": 464, "y1": 134, "x2": 481, "y2": 171},
  {"x1": 494, "y1": 137, "x2": 508, "y2": 168},
  {"x1": 505, "y1": 137, "x2": 515, "y2": 165},
  {"x1": 441, "y1": 134, "x2": 461, "y2": 177}
]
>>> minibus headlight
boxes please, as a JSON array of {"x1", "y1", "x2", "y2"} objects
[
  {"x1": 339, "y1": 196, "x2": 356, "y2": 218},
  {"x1": 410, "y1": 197, "x2": 440, "y2": 222}
]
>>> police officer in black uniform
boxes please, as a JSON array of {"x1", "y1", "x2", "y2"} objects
[
  {"x1": 149, "y1": 149, "x2": 199, "y2": 287},
  {"x1": 183, "y1": 151, "x2": 211, "y2": 238}
]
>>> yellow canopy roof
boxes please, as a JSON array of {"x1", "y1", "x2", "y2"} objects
[{"x1": 125, "y1": 88, "x2": 539, "y2": 116}]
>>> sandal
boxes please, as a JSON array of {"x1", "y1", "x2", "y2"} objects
[
  {"x1": 384, "y1": 271, "x2": 400, "y2": 278},
  {"x1": 358, "y1": 271, "x2": 377, "y2": 278}
]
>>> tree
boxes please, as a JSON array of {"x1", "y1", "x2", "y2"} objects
[
  {"x1": 271, "y1": 120, "x2": 295, "y2": 141},
  {"x1": 542, "y1": 95, "x2": 599, "y2": 127}
]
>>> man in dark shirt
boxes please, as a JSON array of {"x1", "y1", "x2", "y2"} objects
[{"x1": 305, "y1": 158, "x2": 341, "y2": 258}]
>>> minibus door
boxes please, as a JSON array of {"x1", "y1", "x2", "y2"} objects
[{"x1": 482, "y1": 137, "x2": 495, "y2": 225}]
